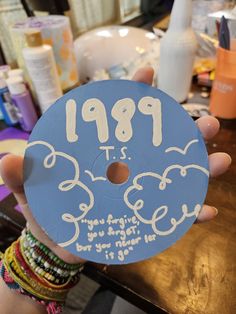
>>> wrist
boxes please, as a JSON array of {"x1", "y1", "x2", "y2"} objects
[
  {"x1": 0, "y1": 228, "x2": 84, "y2": 313},
  {"x1": 21, "y1": 204, "x2": 86, "y2": 264},
  {"x1": 0, "y1": 277, "x2": 47, "y2": 314}
]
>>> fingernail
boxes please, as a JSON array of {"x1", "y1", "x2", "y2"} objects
[
  {"x1": 226, "y1": 154, "x2": 232, "y2": 166},
  {"x1": 213, "y1": 207, "x2": 218, "y2": 216}
]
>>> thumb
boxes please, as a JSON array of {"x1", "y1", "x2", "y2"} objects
[{"x1": 0, "y1": 154, "x2": 26, "y2": 204}]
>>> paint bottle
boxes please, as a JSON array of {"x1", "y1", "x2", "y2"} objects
[
  {"x1": 8, "y1": 69, "x2": 24, "y2": 80},
  {"x1": 6, "y1": 77, "x2": 38, "y2": 132},
  {"x1": 22, "y1": 31, "x2": 62, "y2": 113},
  {"x1": 0, "y1": 66, "x2": 11, "y2": 120},
  {"x1": 0, "y1": 74, "x2": 18, "y2": 126},
  {"x1": 158, "y1": 0, "x2": 198, "y2": 103},
  {"x1": 0, "y1": 65, "x2": 11, "y2": 79},
  {"x1": 8, "y1": 68, "x2": 31, "y2": 91}
]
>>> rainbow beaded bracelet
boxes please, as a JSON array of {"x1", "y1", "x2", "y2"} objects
[{"x1": 0, "y1": 229, "x2": 84, "y2": 314}]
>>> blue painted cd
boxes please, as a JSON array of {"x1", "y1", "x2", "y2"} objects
[{"x1": 24, "y1": 80, "x2": 209, "y2": 264}]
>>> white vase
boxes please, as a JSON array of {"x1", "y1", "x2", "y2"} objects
[{"x1": 158, "y1": 0, "x2": 198, "y2": 103}]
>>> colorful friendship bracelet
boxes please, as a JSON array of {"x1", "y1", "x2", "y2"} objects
[
  {"x1": 21, "y1": 230, "x2": 84, "y2": 285},
  {"x1": 0, "y1": 259, "x2": 63, "y2": 314},
  {"x1": 18, "y1": 239, "x2": 79, "y2": 290},
  {"x1": 0, "y1": 229, "x2": 84, "y2": 313},
  {"x1": 21, "y1": 229, "x2": 83, "y2": 284},
  {"x1": 25, "y1": 229, "x2": 82, "y2": 270},
  {"x1": 3, "y1": 242, "x2": 68, "y2": 301},
  {"x1": 20, "y1": 240, "x2": 81, "y2": 290},
  {"x1": 15, "y1": 239, "x2": 61, "y2": 289},
  {"x1": 21, "y1": 241, "x2": 71, "y2": 284},
  {"x1": 23, "y1": 229, "x2": 83, "y2": 274}
]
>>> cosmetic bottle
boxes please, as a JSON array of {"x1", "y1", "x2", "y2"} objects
[
  {"x1": 22, "y1": 31, "x2": 62, "y2": 113},
  {"x1": 6, "y1": 76, "x2": 38, "y2": 132}
]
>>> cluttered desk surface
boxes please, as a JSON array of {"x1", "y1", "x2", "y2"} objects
[{"x1": 0, "y1": 114, "x2": 235, "y2": 314}]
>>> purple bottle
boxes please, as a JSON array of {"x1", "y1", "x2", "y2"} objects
[{"x1": 6, "y1": 77, "x2": 38, "y2": 132}]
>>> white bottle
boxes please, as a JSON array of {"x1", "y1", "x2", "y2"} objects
[
  {"x1": 158, "y1": 0, "x2": 198, "y2": 103},
  {"x1": 22, "y1": 31, "x2": 62, "y2": 113}
]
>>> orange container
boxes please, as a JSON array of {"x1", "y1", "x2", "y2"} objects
[{"x1": 210, "y1": 43, "x2": 236, "y2": 119}]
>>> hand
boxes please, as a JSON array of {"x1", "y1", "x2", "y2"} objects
[{"x1": 0, "y1": 67, "x2": 231, "y2": 263}]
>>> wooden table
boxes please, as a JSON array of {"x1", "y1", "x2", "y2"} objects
[{"x1": 82, "y1": 118, "x2": 236, "y2": 314}]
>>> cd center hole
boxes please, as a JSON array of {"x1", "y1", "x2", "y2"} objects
[{"x1": 106, "y1": 162, "x2": 130, "y2": 184}]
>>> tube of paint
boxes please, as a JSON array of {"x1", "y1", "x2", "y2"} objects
[{"x1": 0, "y1": 74, "x2": 18, "y2": 126}]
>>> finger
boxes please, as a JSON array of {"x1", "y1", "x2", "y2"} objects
[
  {"x1": 195, "y1": 115, "x2": 220, "y2": 140},
  {"x1": 0, "y1": 154, "x2": 27, "y2": 205},
  {"x1": 0, "y1": 155, "x2": 43, "y2": 230},
  {"x1": 196, "y1": 204, "x2": 218, "y2": 223},
  {"x1": 132, "y1": 66, "x2": 154, "y2": 85},
  {"x1": 209, "y1": 152, "x2": 232, "y2": 177}
]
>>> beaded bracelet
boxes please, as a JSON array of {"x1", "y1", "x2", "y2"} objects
[
  {"x1": 25, "y1": 229, "x2": 80, "y2": 271},
  {"x1": 23, "y1": 229, "x2": 82, "y2": 271},
  {"x1": 4, "y1": 242, "x2": 68, "y2": 301},
  {"x1": 19, "y1": 240, "x2": 80, "y2": 290},
  {"x1": 18, "y1": 239, "x2": 79, "y2": 291},
  {"x1": 15, "y1": 239, "x2": 60, "y2": 289},
  {"x1": 21, "y1": 229, "x2": 83, "y2": 284},
  {"x1": 0, "y1": 229, "x2": 84, "y2": 314}
]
